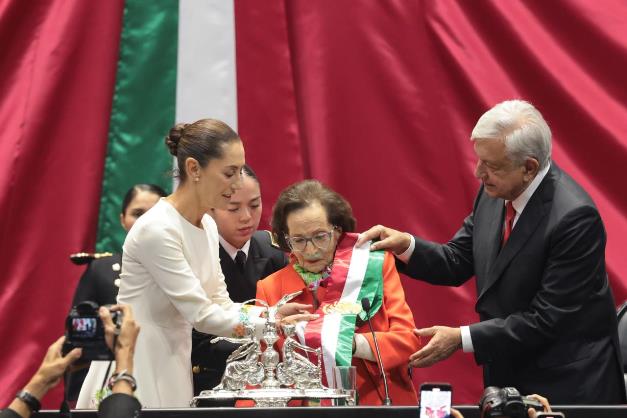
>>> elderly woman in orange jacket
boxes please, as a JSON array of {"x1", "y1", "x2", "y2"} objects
[{"x1": 256, "y1": 180, "x2": 421, "y2": 405}]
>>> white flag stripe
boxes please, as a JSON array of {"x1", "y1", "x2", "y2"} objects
[
  {"x1": 173, "y1": 0, "x2": 237, "y2": 190},
  {"x1": 319, "y1": 240, "x2": 371, "y2": 385},
  {"x1": 176, "y1": 0, "x2": 238, "y2": 128},
  {"x1": 340, "y1": 242, "x2": 370, "y2": 303},
  {"x1": 321, "y1": 313, "x2": 341, "y2": 385}
]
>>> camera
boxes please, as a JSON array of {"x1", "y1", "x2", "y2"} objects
[
  {"x1": 479, "y1": 386, "x2": 544, "y2": 418},
  {"x1": 62, "y1": 301, "x2": 121, "y2": 361}
]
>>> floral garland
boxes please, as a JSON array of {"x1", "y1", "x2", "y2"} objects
[{"x1": 293, "y1": 263, "x2": 332, "y2": 291}]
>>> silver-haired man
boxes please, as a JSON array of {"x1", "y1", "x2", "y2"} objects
[{"x1": 359, "y1": 100, "x2": 625, "y2": 404}]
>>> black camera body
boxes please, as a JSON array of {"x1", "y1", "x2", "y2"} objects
[
  {"x1": 62, "y1": 301, "x2": 121, "y2": 361},
  {"x1": 479, "y1": 386, "x2": 544, "y2": 418}
]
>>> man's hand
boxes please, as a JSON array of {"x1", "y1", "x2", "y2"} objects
[
  {"x1": 356, "y1": 225, "x2": 412, "y2": 254},
  {"x1": 24, "y1": 336, "x2": 82, "y2": 400},
  {"x1": 409, "y1": 326, "x2": 462, "y2": 367}
]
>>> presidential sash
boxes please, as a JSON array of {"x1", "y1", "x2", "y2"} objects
[{"x1": 296, "y1": 232, "x2": 384, "y2": 386}]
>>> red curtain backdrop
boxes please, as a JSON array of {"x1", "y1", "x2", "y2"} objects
[
  {"x1": 235, "y1": 0, "x2": 627, "y2": 404},
  {"x1": 1, "y1": 0, "x2": 626, "y2": 409},
  {"x1": 0, "y1": 0, "x2": 124, "y2": 407}
]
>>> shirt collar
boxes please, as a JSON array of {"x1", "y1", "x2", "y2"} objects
[
  {"x1": 219, "y1": 235, "x2": 251, "y2": 261},
  {"x1": 508, "y1": 162, "x2": 551, "y2": 214}
]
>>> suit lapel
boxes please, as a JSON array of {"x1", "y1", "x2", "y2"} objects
[{"x1": 477, "y1": 166, "x2": 556, "y2": 302}]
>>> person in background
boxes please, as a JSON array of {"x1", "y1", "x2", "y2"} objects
[
  {"x1": 68, "y1": 183, "x2": 166, "y2": 401},
  {"x1": 256, "y1": 180, "x2": 421, "y2": 405},
  {"x1": 359, "y1": 99, "x2": 625, "y2": 404},
  {"x1": 72, "y1": 183, "x2": 167, "y2": 307},
  {"x1": 0, "y1": 305, "x2": 140, "y2": 418},
  {"x1": 78, "y1": 118, "x2": 313, "y2": 408},
  {"x1": 191, "y1": 164, "x2": 287, "y2": 397}
]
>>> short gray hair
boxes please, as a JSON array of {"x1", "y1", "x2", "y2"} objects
[{"x1": 471, "y1": 100, "x2": 552, "y2": 169}]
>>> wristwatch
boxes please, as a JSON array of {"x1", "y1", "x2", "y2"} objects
[{"x1": 15, "y1": 390, "x2": 41, "y2": 412}]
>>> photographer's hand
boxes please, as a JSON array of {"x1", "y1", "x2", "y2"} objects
[
  {"x1": 100, "y1": 305, "x2": 140, "y2": 395},
  {"x1": 8, "y1": 336, "x2": 81, "y2": 418},
  {"x1": 450, "y1": 408, "x2": 464, "y2": 418},
  {"x1": 526, "y1": 394, "x2": 551, "y2": 418}
]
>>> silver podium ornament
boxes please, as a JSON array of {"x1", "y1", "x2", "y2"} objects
[
  {"x1": 276, "y1": 323, "x2": 323, "y2": 389},
  {"x1": 211, "y1": 323, "x2": 264, "y2": 390},
  {"x1": 191, "y1": 291, "x2": 356, "y2": 407}
]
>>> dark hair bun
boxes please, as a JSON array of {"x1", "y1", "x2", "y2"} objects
[{"x1": 165, "y1": 123, "x2": 187, "y2": 156}]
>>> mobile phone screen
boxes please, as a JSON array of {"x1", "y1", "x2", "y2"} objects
[{"x1": 420, "y1": 386, "x2": 452, "y2": 418}]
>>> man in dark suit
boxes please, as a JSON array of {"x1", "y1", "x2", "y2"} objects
[
  {"x1": 359, "y1": 100, "x2": 625, "y2": 404},
  {"x1": 191, "y1": 165, "x2": 288, "y2": 397}
]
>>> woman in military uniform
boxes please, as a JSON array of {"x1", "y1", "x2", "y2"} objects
[{"x1": 191, "y1": 165, "x2": 287, "y2": 398}]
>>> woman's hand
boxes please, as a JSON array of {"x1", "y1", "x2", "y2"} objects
[
  {"x1": 277, "y1": 302, "x2": 313, "y2": 317},
  {"x1": 279, "y1": 313, "x2": 320, "y2": 326}
]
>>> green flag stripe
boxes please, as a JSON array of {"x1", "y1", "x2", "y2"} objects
[
  {"x1": 335, "y1": 250, "x2": 385, "y2": 367},
  {"x1": 357, "y1": 250, "x2": 385, "y2": 321},
  {"x1": 96, "y1": 0, "x2": 178, "y2": 252}
]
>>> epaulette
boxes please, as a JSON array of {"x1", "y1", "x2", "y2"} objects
[
  {"x1": 69, "y1": 252, "x2": 114, "y2": 265},
  {"x1": 261, "y1": 230, "x2": 282, "y2": 249}
]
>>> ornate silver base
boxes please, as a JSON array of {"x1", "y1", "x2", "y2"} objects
[{"x1": 191, "y1": 388, "x2": 356, "y2": 407}]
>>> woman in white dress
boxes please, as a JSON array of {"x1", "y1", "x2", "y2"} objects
[{"x1": 78, "y1": 119, "x2": 312, "y2": 408}]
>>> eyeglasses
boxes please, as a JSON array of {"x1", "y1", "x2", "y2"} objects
[{"x1": 285, "y1": 228, "x2": 336, "y2": 252}]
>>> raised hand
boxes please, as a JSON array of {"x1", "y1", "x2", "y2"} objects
[{"x1": 356, "y1": 225, "x2": 412, "y2": 254}]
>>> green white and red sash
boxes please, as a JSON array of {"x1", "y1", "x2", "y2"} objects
[{"x1": 297, "y1": 232, "x2": 384, "y2": 386}]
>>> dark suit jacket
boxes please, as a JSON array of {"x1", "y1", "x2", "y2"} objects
[
  {"x1": 67, "y1": 254, "x2": 122, "y2": 401},
  {"x1": 401, "y1": 164, "x2": 625, "y2": 404},
  {"x1": 191, "y1": 231, "x2": 288, "y2": 397}
]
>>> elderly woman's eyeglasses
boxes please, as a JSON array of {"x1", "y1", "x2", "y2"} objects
[{"x1": 285, "y1": 228, "x2": 336, "y2": 252}]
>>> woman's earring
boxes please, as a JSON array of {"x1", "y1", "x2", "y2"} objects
[{"x1": 195, "y1": 177, "x2": 200, "y2": 182}]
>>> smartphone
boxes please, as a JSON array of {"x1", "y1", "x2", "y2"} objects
[
  {"x1": 419, "y1": 382, "x2": 452, "y2": 418},
  {"x1": 535, "y1": 413, "x2": 565, "y2": 418}
]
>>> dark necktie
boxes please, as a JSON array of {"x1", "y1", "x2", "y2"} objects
[
  {"x1": 235, "y1": 250, "x2": 246, "y2": 273},
  {"x1": 502, "y1": 201, "x2": 515, "y2": 247}
]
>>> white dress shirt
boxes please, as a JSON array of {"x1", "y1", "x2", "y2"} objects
[{"x1": 219, "y1": 235, "x2": 251, "y2": 261}]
